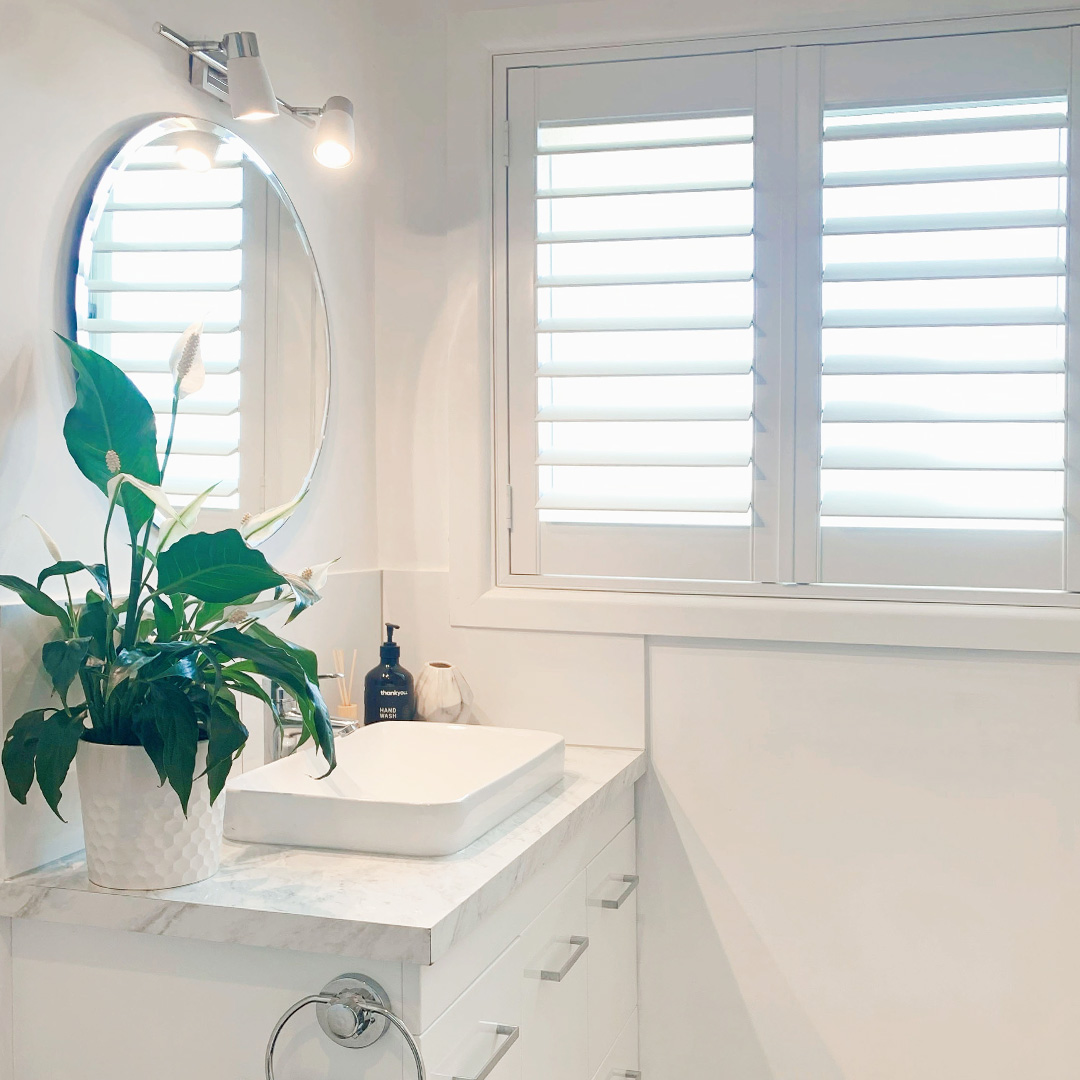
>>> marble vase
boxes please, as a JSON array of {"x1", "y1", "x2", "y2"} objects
[
  {"x1": 414, "y1": 662, "x2": 475, "y2": 724},
  {"x1": 76, "y1": 739, "x2": 225, "y2": 890}
]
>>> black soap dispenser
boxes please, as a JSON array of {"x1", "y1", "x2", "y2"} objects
[{"x1": 364, "y1": 623, "x2": 416, "y2": 724}]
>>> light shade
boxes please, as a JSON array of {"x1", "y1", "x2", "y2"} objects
[
  {"x1": 223, "y1": 32, "x2": 279, "y2": 121},
  {"x1": 174, "y1": 129, "x2": 221, "y2": 172},
  {"x1": 313, "y1": 96, "x2": 355, "y2": 169}
]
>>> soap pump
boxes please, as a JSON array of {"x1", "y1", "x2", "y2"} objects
[{"x1": 363, "y1": 623, "x2": 416, "y2": 724}]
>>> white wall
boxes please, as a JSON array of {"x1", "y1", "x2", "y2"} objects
[
  {"x1": 374, "y1": 1, "x2": 1080, "y2": 1078},
  {"x1": 0, "y1": 0, "x2": 392, "y2": 864},
  {"x1": 0, "y1": 0, "x2": 380, "y2": 579},
  {"x1": 0, "y1": 4, "x2": 394, "y2": 1074}
]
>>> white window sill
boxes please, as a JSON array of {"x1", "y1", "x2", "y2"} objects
[{"x1": 450, "y1": 582, "x2": 1080, "y2": 654}]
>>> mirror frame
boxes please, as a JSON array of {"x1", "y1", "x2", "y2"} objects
[{"x1": 70, "y1": 115, "x2": 332, "y2": 543}]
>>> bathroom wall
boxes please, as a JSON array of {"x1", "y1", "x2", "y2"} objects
[
  {"x1": 0, "y1": 1, "x2": 388, "y2": 1072},
  {"x1": 0, "y1": 0, "x2": 390, "y2": 866},
  {"x1": 375, "y1": 0, "x2": 1080, "y2": 1077}
]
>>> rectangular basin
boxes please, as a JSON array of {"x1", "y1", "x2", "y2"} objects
[{"x1": 224, "y1": 722, "x2": 566, "y2": 857}]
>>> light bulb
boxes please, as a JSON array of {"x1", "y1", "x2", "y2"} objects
[
  {"x1": 313, "y1": 96, "x2": 355, "y2": 169},
  {"x1": 223, "y1": 32, "x2": 279, "y2": 121},
  {"x1": 174, "y1": 130, "x2": 222, "y2": 172}
]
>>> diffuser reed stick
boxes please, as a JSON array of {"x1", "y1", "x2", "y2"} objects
[{"x1": 332, "y1": 648, "x2": 359, "y2": 719}]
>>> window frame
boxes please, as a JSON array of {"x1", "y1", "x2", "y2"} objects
[
  {"x1": 447, "y1": 4, "x2": 1080, "y2": 649},
  {"x1": 492, "y1": 15, "x2": 1080, "y2": 604}
]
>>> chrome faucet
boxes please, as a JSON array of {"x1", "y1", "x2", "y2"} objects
[{"x1": 268, "y1": 673, "x2": 361, "y2": 760}]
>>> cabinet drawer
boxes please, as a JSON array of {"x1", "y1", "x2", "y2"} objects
[
  {"x1": 586, "y1": 821, "x2": 638, "y2": 1075},
  {"x1": 517, "y1": 870, "x2": 590, "y2": 1080},
  {"x1": 421, "y1": 941, "x2": 523, "y2": 1080},
  {"x1": 590, "y1": 1009, "x2": 639, "y2": 1080}
]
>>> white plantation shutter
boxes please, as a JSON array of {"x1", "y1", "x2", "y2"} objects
[
  {"x1": 76, "y1": 141, "x2": 249, "y2": 509},
  {"x1": 505, "y1": 53, "x2": 779, "y2": 583},
  {"x1": 534, "y1": 115, "x2": 755, "y2": 520},
  {"x1": 500, "y1": 24, "x2": 1080, "y2": 599},
  {"x1": 812, "y1": 28, "x2": 1073, "y2": 591}
]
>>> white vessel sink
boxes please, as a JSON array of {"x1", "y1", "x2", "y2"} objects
[{"x1": 224, "y1": 722, "x2": 566, "y2": 857}]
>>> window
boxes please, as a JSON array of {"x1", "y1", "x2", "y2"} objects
[{"x1": 499, "y1": 25, "x2": 1079, "y2": 599}]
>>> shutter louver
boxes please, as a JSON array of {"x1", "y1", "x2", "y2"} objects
[
  {"x1": 533, "y1": 114, "x2": 756, "y2": 528},
  {"x1": 76, "y1": 142, "x2": 244, "y2": 508},
  {"x1": 819, "y1": 97, "x2": 1068, "y2": 551}
]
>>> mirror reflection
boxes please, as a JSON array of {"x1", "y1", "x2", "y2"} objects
[{"x1": 73, "y1": 116, "x2": 329, "y2": 540}]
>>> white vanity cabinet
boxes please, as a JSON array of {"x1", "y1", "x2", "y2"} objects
[
  {"x1": 0, "y1": 747, "x2": 645, "y2": 1080},
  {"x1": 586, "y1": 823, "x2": 638, "y2": 1077},
  {"x1": 419, "y1": 822, "x2": 639, "y2": 1080}
]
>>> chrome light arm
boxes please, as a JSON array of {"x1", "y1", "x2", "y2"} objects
[{"x1": 154, "y1": 23, "x2": 322, "y2": 127}]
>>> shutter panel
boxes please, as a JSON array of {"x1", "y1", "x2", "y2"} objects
[
  {"x1": 534, "y1": 113, "x2": 755, "y2": 531},
  {"x1": 76, "y1": 141, "x2": 245, "y2": 507},
  {"x1": 817, "y1": 96, "x2": 1069, "y2": 589}
]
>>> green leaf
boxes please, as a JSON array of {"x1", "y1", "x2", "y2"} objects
[
  {"x1": 108, "y1": 642, "x2": 203, "y2": 697},
  {"x1": 206, "y1": 694, "x2": 247, "y2": 804},
  {"x1": 209, "y1": 628, "x2": 335, "y2": 774},
  {"x1": 61, "y1": 350, "x2": 160, "y2": 536},
  {"x1": 2, "y1": 709, "x2": 51, "y2": 804},
  {"x1": 37, "y1": 561, "x2": 109, "y2": 597},
  {"x1": 223, "y1": 666, "x2": 280, "y2": 721},
  {"x1": 41, "y1": 638, "x2": 92, "y2": 703},
  {"x1": 0, "y1": 575, "x2": 72, "y2": 634},
  {"x1": 152, "y1": 594, "x2": 180, "y2": 640},
  {"x1": 156, "y1": 530, "x2": 286, "y2": 603},
  {"x1": 34, "y1": 711, "x2": 85, "y2": 820},
  {"x1": 150, "y1": 682, "x2": 200, "y2": 813},
  {"x1": 77, "y1": 591, "x2": 116, "y2": 660},
  {"x1": 247, "y1": 623, "x2": 319, "y2": 683},
  {"x1": 131, "y1": 697, "x2": 167, "y2": 786},
  {"x1": 59, "y1": 336, "x2": 161, "y2": 532}
]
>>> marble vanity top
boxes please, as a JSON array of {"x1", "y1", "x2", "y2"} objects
[{"x1": 0, "y1": 745, "x2": 644, "y2": 965}]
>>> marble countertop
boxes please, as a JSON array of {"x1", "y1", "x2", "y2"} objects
[{"x1": 0, "y1": 745, "x2": 645, "y2": 965}]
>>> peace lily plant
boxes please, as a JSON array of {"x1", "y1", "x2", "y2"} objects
[{"x1": 0, "y1": 327, "x2": 336, "y2": 888}]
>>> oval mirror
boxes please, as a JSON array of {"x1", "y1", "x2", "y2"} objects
[{"x1": 72, "y1": 116, "x2": 330, "y2": 542}]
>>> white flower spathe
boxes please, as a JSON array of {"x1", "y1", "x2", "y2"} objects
[
  {"x1": 281, "y1": 558, "x2": 340, "y2": 603},
  {"x1": 220, "y1": 598, "x2": 293, "y2": 625},
  {"x1": 156, "y1": 484, "x2": 219, "y2": 551},
  {"x1": 105, "y1": 474, "x2": 186, "y2": 546},
  {"x1": 168, "y1": 320, "x2": 206, "y2": 399},
  {"x1": 22, "y1": 515, "x2": 62, "y2": 562},
  {"x1": 239, "y1": 491, "x2": 307, "y2": 545}
]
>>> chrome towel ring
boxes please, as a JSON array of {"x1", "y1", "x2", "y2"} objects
[{"x1": 265, "y1": 973, "x2": 425, "y2": 1080}]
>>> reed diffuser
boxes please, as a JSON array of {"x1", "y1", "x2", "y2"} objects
[{"x1": 332, "y1": 648, "x2": 359, "y2": 722}]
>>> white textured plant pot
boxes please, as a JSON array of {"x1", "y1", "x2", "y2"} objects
[
  {"x1": 415, "y1": 662, "x2": 475, "y2": 724},
  {"x1": 76, "y1": 739, "x2": 225, "y2": 890}
]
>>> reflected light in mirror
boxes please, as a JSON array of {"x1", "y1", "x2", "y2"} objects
[
  {"x1": 313, "y1": 96, "x2": 355, "y2": 169},
  {"x1": 175, "y1": 130, "x2": 222, "y2": 172}
]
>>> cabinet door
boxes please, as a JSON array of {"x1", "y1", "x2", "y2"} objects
[
  {"x1": 590, "y1": 1010, "x2": 639, "y2": 1080},
  {"x1": 518, "y1": 870, "x2": 590, "y2": 1080},
  {"x1": 585, "y1": 822, "x2": 638, "y2": 1074},
  {"x1": 421, "y1": 940, "x2": 523, "y2": 1080}
]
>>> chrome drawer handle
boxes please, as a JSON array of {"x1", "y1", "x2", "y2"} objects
[
  {"x1": 451, "y1": 1024, "x2": 519, "y2": 1080},
  {"x1": 617, "y1": 1072, "x2": 642, "y2": 1079},
  {"x1": 529, "y1": 935, "x2": 590, "y2": 981},
  {"x1": 590, "y1": 874, "x2": 639, "y2": 910}
]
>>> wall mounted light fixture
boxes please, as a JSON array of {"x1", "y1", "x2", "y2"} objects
[{"x1": 155, "y1": 24, "x2": 356, "y2": 169}]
